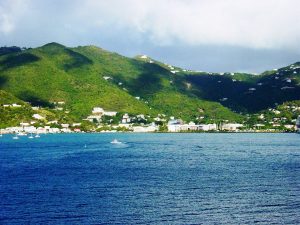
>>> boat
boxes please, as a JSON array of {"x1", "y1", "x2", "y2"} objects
[
  {"x1": 35, "y1": 134, "x2": 40, "y2": 138},
  {"x1": 296, "y1": 115, "x2": 300, "y2": 133},
  {"x1": 12, "y1": 134, "x2": 19, "y2": 140},
  {"x1": 28, "y1": 133, "x2": 34, "y2": 139},
  {"x1": 110, "y1": 139, "x2": 122, "y2": 144},
  {"x1": 17, "y1": 132, "x2": 27, "y2": 136}
]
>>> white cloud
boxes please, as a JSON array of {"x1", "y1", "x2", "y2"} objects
[
  {"x1": 0, "y1": 0, "x2": 299, "y2": 51},
  {"x1": 78, "y1": 0, "x2": 300, "y2": 50},
  {"x1": 0, "y1": 0, "x2": 30, "y2": 35},
  {"x1": 0, "y1": 14, "x2": 14, "y2": 34}
]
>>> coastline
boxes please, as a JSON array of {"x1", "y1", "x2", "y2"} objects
[{"x1": 1, "y1": 130, "x2": 298, "y2": 136}]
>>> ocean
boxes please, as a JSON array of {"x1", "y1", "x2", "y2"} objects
[{"x1": 0, "y1": 133, "x2": 299, "y2": 224}]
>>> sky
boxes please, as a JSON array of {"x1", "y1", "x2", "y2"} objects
[{"x1": 0, "y1": 0, "x2": 300, "y2": 73}]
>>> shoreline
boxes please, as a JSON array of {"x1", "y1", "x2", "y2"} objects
[{"x1": 1, "y1": 131, "x2": 298, "y2": 135}]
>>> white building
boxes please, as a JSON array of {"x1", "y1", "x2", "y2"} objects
[
  {"x1": 121, "y1": 114, "x2": 131, "y2": 124},
  {"x1": 92, "y1": 107, "x2": 104, "y2": 115},
  {"x1": 284, "y1": 125, "x2": 296, "y2": 130},
  {"x1": 47, "y1": 120, "x2": 58, "y2": 125},
  {"x1": 12, "y1": 103, "x2": 22, "y2": 107},
  {"x1": 24, "y1": 126, "x2": 37, "y2": 133},
  {"x1": 103, "y1": 111, "x2": 117, "y2": 117},
  {"x1": 133, "y1": 125, "x2": 158, "y2": 132},
  {"x1": 32, "y1": 114, "x2": 45, "y2": 120},
  {"x1": 221, "y1": 123, "x2": 243, "y2": 131},
  {"x1": 198, "y1": 124, "x2": 217, "y2": 131},
  {"x1": 167, "y1": 121, "x2": 217, "y2": 132},
  {"x1": 86, "y1": 107, "x2": 118, "y2": 122}
]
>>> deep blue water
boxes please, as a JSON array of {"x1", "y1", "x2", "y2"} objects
[{"x1": 0, "y1": 133, "x2": 299, "y2": 224}]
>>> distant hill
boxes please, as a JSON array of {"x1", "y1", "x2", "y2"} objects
[
  {"x1": 185, "y1": 63, "x2": 300, "y2": 112},
  {"x1": 0, "y1": 42, "x2": 299, "y2": 123}
]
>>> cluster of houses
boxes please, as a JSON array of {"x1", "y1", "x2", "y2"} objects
[
  {"x1": 1, "y1": 102, "x2": 299, "y2": 134},
  {"x1": 85, "y1": 107, "x2": 159, "y2": 132},
  {"x1": 84, "y1": 107, "x2": 248, "y2": 133},
  {"x1": 1, "y1": 125, "x2": 69, "y2": 135},
  {"x1": 250, "y1": 105, "x2": 300, "y2": 131}
]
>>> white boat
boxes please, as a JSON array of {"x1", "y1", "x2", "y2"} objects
[
  {"x1": 28, "y1": 133, "x2": 34, "y2": 139},
  {"x1": 13, "y1": 135, "x2": 19, "y2": 140},
  {"x1": 110, "y1": 139, "x2": 122, "y2": 144},
  {"x1": 17, "y1": 132, "x2": 27, "y2": 136},
  {"x1": 35, "y1": 134, "x2": 40, "y2": 138}
]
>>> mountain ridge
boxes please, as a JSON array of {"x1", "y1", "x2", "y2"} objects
[{"x1": 0, "y1": 43, "x2": 299, "y2": 128}]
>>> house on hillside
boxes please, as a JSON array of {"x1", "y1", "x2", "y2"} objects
[
  {"x1": 32, "y1": 114, "x2": 45, "y2": 120},
  {"x1": 92, "y1": 107, "x2": 104, "y2": 115},
  {"x1": 12, "y1": 103, "x2": 22, "y2": 107},
  {"x1": 103, "y1": 111, "x2": 117, "y2": 117},
  {"x1": 121, "y1": 114, "x2": 131, "y2": 124},
  {"x1": 86, "y1": 107, "x2": 118, "y2": 122}
]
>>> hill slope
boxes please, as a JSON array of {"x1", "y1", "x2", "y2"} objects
[
  {"x1": 0, "y1": 43, "x2": 241, "y2": 122},
  {"x1": 0, "y1": 42, "x2": 299, "y2": 125},
  {"x1": 184, "y1": 64, "x2": 300, "y2": 112}
]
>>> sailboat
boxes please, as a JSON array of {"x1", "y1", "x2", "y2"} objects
[
  {"x1": 28, "y1": 133, "x2": 34, "y2": 139},
  {"x1": 12, "y1": 134, "x2": 19, "y2": 140},
  {"x1": 35, "y1": 133, "x2": 40, "y2": 138}
]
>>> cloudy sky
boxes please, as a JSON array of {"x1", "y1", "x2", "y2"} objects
[{"x1": 1, "y1": 0, "x2": 300, "y2": 73}]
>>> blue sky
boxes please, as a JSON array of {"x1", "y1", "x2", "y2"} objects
[{"x1": 0, "y1": 0, "x2": 300, "y2": 73}]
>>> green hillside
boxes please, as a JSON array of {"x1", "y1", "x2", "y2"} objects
[
  {"x1": 183, "y1": 64, "x2": 300, "y2": 112},
  {"x1": 0, "y1": 43, "x2": 153, "y2": 118},
  {"x1": 0, "y1": 90, "x2": 34, "y2": 128},
  {"x1": 0, "y1": 42, "x2": 299, "y2": 127}
]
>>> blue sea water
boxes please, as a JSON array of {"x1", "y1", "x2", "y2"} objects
[{"x1": 0, "y1": 133, "x2": 299, "y2": 224}]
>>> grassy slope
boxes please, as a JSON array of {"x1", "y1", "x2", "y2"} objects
[
  {"x1": 0, "y1": 90, "x2": 33, "y2": 128},
  {"x1": 0, "y1": 89, "x2": 25, "y2": 105},
  {"x1": 75, "y1": 46, "x2": 241, "y2": 121},
  {"x1": 0, "y1": 89, "x2": 75, "y2": 128},
  {"x1": 0, "y1": 43, "x2": 153, "y2": 119},
  {"x1": 3, "y1": 42, "x2": 298, "y2": 123}
]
